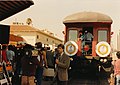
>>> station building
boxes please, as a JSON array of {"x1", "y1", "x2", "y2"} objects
[{"x1": 10, "y1": 24, "x2": 63, "y2": 49}]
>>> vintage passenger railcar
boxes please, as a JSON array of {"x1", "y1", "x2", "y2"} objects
[{"x1": 63, "y1": 12, "x2": 113, "y2": 78}]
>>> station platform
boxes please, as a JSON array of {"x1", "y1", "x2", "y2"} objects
[{"x1": 41, "y1": 77, "x2": 114, "y2": 85}]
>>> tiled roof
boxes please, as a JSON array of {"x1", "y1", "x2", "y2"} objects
[
  {"x1": 10, "y1": 25, "x2": 39, "y2": 32},
  {"x1": 10, "y1": 34, "x2": 23, "y2": 42}
]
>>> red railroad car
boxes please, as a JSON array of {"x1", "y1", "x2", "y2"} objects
[{"x1": 63, "y1": 12, "x2": 113, "y2": 79}]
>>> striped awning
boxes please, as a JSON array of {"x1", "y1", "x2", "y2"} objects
[{"x1": 0, "y1": 0, "x2": 34, "y2": 21}]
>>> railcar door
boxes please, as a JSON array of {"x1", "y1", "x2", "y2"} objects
[{"x1": 81, "y1": 27, "x2": 93, "y2": 56}]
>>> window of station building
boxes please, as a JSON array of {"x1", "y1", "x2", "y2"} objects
[
  {"x1": 68, "y1": 30, "x2": 77, "y2": 41},
  {"x1": 37, "y1": 35, "x2": 39, "y2": 39},
  {"x1": 52, "y1": 40, "x2": 54, "y2": 43},
  {"x1": 98, "y1": 30, "x2": 107, "y2": 42},
  {"x1": 46, "y1": 38, "x2": 48, "y2": 41}
]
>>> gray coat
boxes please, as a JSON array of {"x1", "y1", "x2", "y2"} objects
[{"x1": 56, "y1": 53, "x2": 70, "y2": 81}]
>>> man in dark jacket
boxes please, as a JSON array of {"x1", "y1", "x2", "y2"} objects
[{"x1": 21, "y1": 44, "x2": 41, "y2": 85}]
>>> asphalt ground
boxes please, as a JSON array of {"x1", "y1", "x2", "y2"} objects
[{"x1": 41, "y1": 78, "x2": 112, "y2": 85}]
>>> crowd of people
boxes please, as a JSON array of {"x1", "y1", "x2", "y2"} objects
[
  {"x1": 0, "y1": 42, "x2": 70, "y2": 85},
  {"x1": 1, "y1": 41, "x2": 120, "y2": 85}
]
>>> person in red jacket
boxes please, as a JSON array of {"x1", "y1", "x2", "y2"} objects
[{"x1": 2, "y1": 45, "x2": 8, "y2": 63}]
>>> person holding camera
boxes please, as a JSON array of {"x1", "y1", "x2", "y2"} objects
[
  {"x1": 35, "y1": 42, "x2": 48, "y2": 85},
  {"x1": 21, "y1": 44, "x2": 42, "y2": 85}
]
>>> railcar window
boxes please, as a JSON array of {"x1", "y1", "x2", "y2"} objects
[
  {"x1": 68, "y1": 30, "x2": 77, "y2": 41},
  {"x1": 98, "y1": 30, "x2": 107, "y2": 42}
]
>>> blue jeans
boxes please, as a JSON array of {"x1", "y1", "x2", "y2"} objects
[
  {"x1": 35, "y1": 67, "x2": 43, "y2": 85},
  {"x1": 116, "y1": 75, "x2": 120, "y2": 85}
]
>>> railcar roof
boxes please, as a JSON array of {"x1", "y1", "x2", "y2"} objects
[
  {"x1": 63, "y1": 12, "x2": 113, "y2": 23},
  {"x1": 0, "y1": 0, "x2": 34, "y2": 21}
]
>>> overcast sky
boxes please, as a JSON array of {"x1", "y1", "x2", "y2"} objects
[{"x1": 1, "y1": 0, "x2": 120, "y2": 48}]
